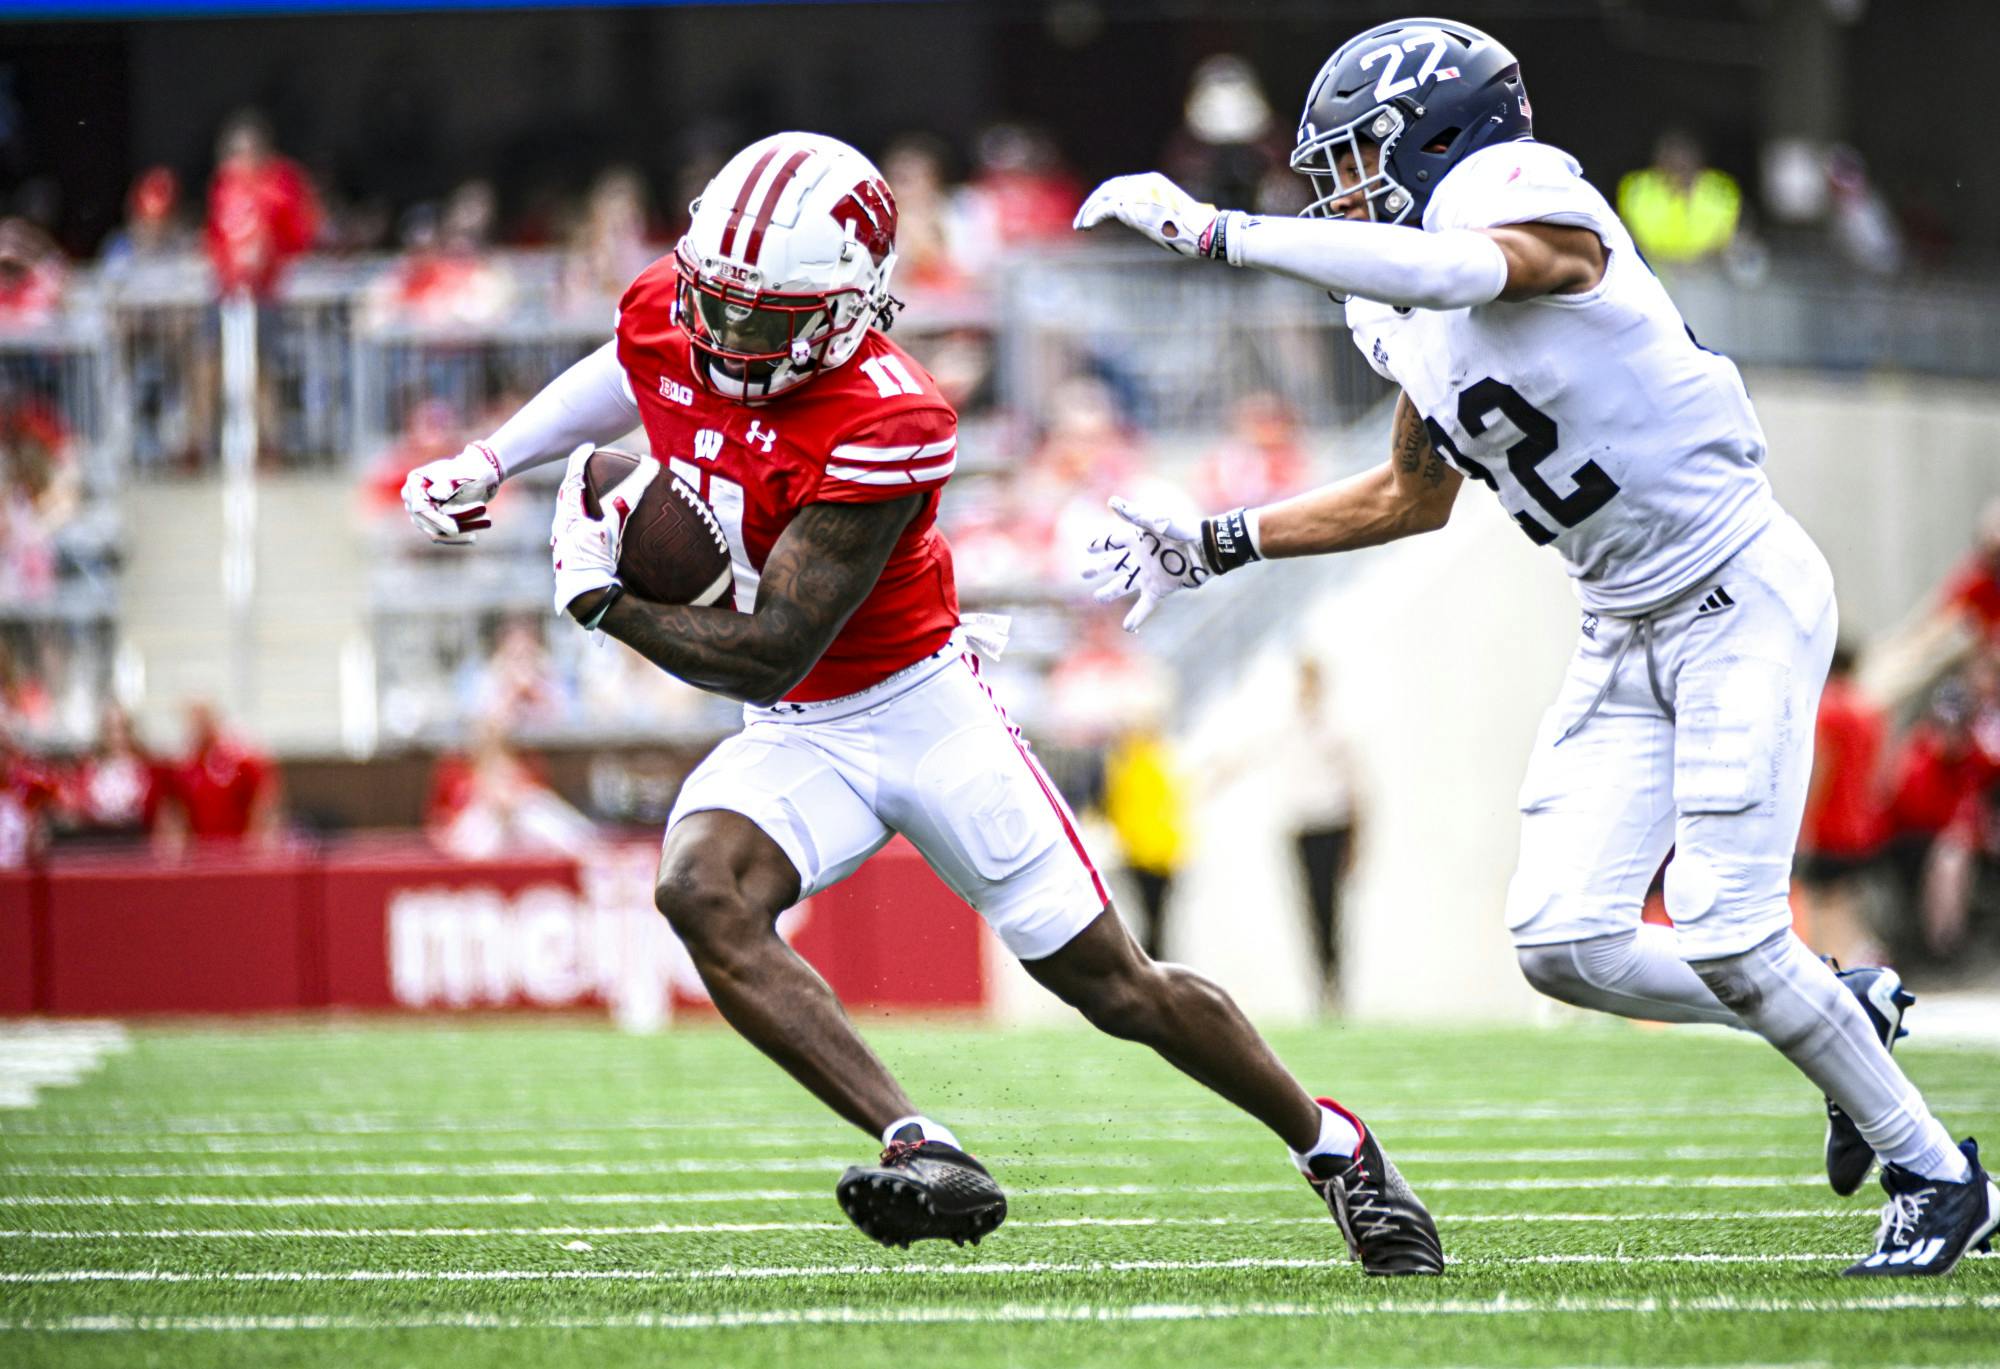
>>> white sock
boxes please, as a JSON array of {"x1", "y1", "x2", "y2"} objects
[
  {"x1": 1690, "y1": 931, "x2": 1970, "y2": 1184},
  {"x1": 1287, "y1": 1099, "x2": 1363, "y2": 1171},
  {"x1": 882, "y1": 1114, "x2": 959, "y2": 1150},
  {"x1": 1519, "y1": 927, "x2": 1742, "y2": 1027}
]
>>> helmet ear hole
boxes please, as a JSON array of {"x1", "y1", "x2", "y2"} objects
[{"x1": 1423, "y1": 129, "x2": 1461, "y2": 155}]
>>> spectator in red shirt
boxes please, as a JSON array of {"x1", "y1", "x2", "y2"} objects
[
  {"x1": 1882, "y1": 679, "x2": 2000, "y2": 963},
  {"x1": 1938, "y1": 499, "x2": 2000, "y2": 643},
  {"x1": 0, "y1": 723, "x2": 60, "y2": 869},
  {"x1": 158, "y1": 701, "x2": 281, "y2": 849},
  {"x1": 0, "y1": 219, "x2": 67, "y2": 329},
  {"x1": 205, "y1": 110, "x2": 322, "y2": 300},
  {"x1": 1798, "y1": 643, "x2": 1889, "y2": 964},
  {"x1": 63, "y1": 705, "x2": 162, "y2": 845},
  {"x1": 425, "y1": 714, "x2": 595, "y2": 860},
  {"x1": 1862, "y1": 497, "x2": 2000, "y2": 705}
]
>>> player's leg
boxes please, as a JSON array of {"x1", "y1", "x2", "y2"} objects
[
  {"x1": 1663, "y1": 515, "x2": 1997, "y2": 1274},
  {"x1": 1506, "y1": 626, "x2": 1740, "y2": 1026},
  {"x1": 888, "y1": 655, "x2": 1440, "y2": 1273},
  {"x1": 1019, "y1": 905, "x2": 1322, "y2": 1147},
  {"x1": 656, "y1": 809, "x2": 914, "y2": 1136}
]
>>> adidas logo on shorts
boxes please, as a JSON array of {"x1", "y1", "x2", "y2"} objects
[{"x1": 1695, "y1": 586, "x2": 1736, "y2": 616}]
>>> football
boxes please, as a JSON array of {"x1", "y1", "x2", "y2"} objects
[{"x1": 581, "y1": 447, "x2": 734, "y2": 607}]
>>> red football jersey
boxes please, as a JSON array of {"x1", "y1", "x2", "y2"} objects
[{"x1": 615, "y1": 259, "x2": 961, "y2": 703}]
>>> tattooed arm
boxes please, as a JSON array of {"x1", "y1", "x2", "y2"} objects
[
  {"x1": 1252, "y1": 390, "x2": 1461, "y2": 558},
  {"x1": 568, "y1": 494, "x2": 920, "y2": 708}
]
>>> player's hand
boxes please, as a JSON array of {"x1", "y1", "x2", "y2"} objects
[
  {"x1": 550, "y1": 443, "x2": 650, "y2": 619},
  {"x1": 402, "y1": 443, "x2": 502, "y2": 545},
  {"x1": 1073, "y1": 173, "x2": 1224, "y2": 260},
  {"x1": 1081, "y1": 496, "x2": 1214, "y2": 632}
]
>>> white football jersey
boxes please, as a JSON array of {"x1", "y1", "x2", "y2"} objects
[{"x1": 1345, "y1": 140, "x2": 1773, "y2": 615}]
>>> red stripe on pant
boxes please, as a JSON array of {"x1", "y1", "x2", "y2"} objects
[{"x1": 961, "y1": 653, "x2": 1111, "y2": 907}]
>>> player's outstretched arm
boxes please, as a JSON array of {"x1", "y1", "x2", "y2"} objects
[
  {"x1": 402, "y1": 341, "x2": 640, "y2": 545},
  {"x1": 1073, "y1": 172, "x2": 1602, "y2": 307},
  {"x1": 1083, "y1": 394, "x2": 1457, "y2": 631},
  {"x1": 1253, "y1": 391, "x2": 1461, "y2": 558},
  {"x1": 578, "y1": 495, "x2": 921, "y2": 708}
]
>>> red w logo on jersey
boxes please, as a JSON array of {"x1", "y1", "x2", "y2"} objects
[{"x1": 832, "y1": 177, "x2": 898, "y2": 267}]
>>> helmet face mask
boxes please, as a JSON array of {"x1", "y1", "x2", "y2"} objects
[
  {"x1": 1292, "y1": 106, "x2": 1413, "y2": 224},
  {"x1": 674, "y1": 242, "x2": 865, "y2": 396}
]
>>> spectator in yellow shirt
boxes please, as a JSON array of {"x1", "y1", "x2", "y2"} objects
[
  {"x1": 1103, "y1": 724, "x2": 1186, "y2": 959},
  {"x1": 1618, "y1": 130, "x2": 1740, "y2": 267}
]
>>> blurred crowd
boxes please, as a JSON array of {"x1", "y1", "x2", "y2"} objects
[
  {"x1": 0, "y1": 699, "x2": 281, "y2": 868},
  {"x1": 1800, "y1": 502, "x2": 2000, "y2": 979},
  {"x1": 0, "y1": 52, "x2": 1993, "y2": 995}
]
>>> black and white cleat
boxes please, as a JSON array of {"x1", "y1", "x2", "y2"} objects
[
  {"x1": 1298, "y1": 1105, "x2": 1444, "y2": 1276},
  {"x1": 1825, "y1": 962, "x2": 1916, "y2": 1196},
  {"x1": 836, "y1": 1138, "x2": 1007, "y2": 1250},
  {"x1": 1843, "y1": 1137, "x2": 2000, "y2": 1277}
]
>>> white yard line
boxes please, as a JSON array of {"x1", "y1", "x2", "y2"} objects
[
  {"x1": 0, "y1": 1146, "x2": 1811, "y2": 1176},
  {"x1": 0, "y1": 1252, "x2": 1895, "y2": 1284},
  {"x1": 0, "y1": 1135, "x2": 1807, "y2": 1163},
  {"x1": 1, "y1": 1294, "x2": 1996, "y2": 1334},
  {"x1": 0, "y1": 1176, "x2": 1834, "y2": 1208},
  {"x1": 7, "y1": 1096, "x2": 1992, "y2": 1138},
  {"x1": 0, "y1": 1209, "x2": 1863, "y2": 1239}
]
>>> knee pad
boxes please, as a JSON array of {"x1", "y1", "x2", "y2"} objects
[{"x1": 1516, "y1": 941, "x2": 1595, "y2": 1007}]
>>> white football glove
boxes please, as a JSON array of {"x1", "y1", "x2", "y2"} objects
[
  {"x1": 550, "y1": 443, "x2": 656, "y2": 619},
  {"x1": 1081, "y1": 496, "x2": 1214, "y2": 632},
  {"x1": 1073, "y1": 172, "x2": 1225, "y2": 259},
  {"x1": 402, "y1": 442, "x2": 503, "y2": 545}
]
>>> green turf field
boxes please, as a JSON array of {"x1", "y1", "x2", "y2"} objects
[{"x1": 0, "y1": 1016, "x2": 1995, "y2": 1367}]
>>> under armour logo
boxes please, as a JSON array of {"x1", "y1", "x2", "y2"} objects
[
  {"x1": 1581, "y1": 613, "x2": 1599, "y2": 640},
  {"x1": 693, "y1": 429, "x2": 724, "y2": 463},
  {"x1": 745, "y1": 420, "x2": 777, "y2": 454},
  {"x1": 1372, "y1": 338, "x2": 1390, "y2": 369}
]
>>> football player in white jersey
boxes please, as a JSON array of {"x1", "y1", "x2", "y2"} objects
[{"x1": 1075, "y1": 16, "x2": 1998, "y2": 1277}]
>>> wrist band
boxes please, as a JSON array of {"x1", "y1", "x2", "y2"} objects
[
  {"x1": 579, "y1": 582, "x2": 624, "y2": 631},
  {"x1": 1200, "y1": 506, "x2": 1263, "y2": 575}
]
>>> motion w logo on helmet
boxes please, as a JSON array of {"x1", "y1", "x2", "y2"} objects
[{"x1": 832, "y1": 177, "x2": 898, "y2": 267}]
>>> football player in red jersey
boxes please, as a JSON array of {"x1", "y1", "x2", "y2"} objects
[{"x1": 402, "y1": 133, "x2": 1440, "y2": 1270}]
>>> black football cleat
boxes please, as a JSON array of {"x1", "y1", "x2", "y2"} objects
[
  {"x1": 1843, "y1": 1137, "x2": 2000, "y2": 1277},
  {"x1": 1824, "y1": 962, "x2": 1915, "y2": 1196},
  {"x1": 1298, "y1": 1105, "x2": 1444, "y2": 1276},
  {"x1": 837, "y1": 1136, "x2": 1007, "y2": 1250}
]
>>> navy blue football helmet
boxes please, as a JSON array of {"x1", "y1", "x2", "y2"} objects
[{"x1": 1291, "y1": 17, "x2": 1532, "y2": 225}]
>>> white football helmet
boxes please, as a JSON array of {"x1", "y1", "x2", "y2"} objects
[{"x1": 676, "y1": 131, "x2": 901, "y2": 401}]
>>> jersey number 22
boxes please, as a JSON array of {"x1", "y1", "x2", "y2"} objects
[{"x1": 1423, "y1": 378, "x2": 1621, "y2": 546}]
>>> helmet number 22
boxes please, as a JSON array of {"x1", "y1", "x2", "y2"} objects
[
  {"x1": 1360, "y1": 32, "x2": 1450, "y2": 103},
  {"x1": 1422, "y1": 379, "x2": 1620, "y2": 546}
]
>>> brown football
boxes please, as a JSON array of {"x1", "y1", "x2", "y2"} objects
[{"x1": 581, "y1": 447, "x2": 733, "y2": 607}]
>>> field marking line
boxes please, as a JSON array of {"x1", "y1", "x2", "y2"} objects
[
  {"x1": 0, "y1": 1136, "x2": 1809, "y2": 1163},
  {"x1": 0, "y1": 1177, "x2": 1837, "y2": 1208},
  {"x1": 0, "y1": 1147, "x2": 1818, "y2": 1177},
  {"x1": 0, "y1": 1210, "x2": 1865, "y2": 1240},
  {"x1": 10, "y1": 1096, "x2": 1993, "y2": 1137},
  {"x1": 6, "y1": 1248, "x2": 1955, "y2": 1285},
  {"x1": 1, "y1": 1295, "x2": 1996, "y2": 1334}
]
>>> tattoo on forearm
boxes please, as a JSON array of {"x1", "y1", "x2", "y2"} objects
[
  {"x1": 601, "y1": 495, "x2": 918, "y2": 706},
  {"x1": 1394, "y1": 407, "x2": 1425, "y2": 476},
  {"x1": 1422, "y1": 448, "x2": 1448, "y2": 488}
]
